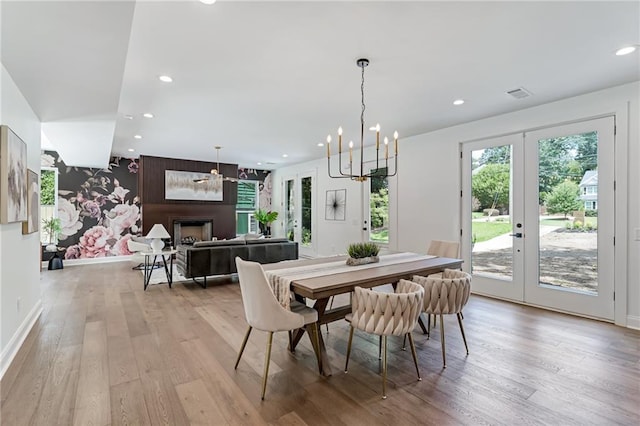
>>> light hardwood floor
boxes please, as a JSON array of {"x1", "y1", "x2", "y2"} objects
[{"x1": 1, "y1": 261, "x2": 639, "y2": 425}]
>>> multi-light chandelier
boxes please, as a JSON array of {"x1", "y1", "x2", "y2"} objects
[{"x1": 326, "y1": 58, "x2": 398, "y2": 182}]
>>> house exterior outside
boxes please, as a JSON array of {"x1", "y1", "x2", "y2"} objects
[{"x1": 579, "y1": 170, "x2": 598, "y2": 210}]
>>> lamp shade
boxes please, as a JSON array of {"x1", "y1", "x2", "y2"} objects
[
  {"x1": 146, "y1": 224, "x2": 170, "y2": 239},
  {"x1": 146, "y1": 224, "x2": 170, "y2": 252}
]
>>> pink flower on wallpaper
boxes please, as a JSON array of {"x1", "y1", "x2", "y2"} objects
[
  {"x1": 57, "y1": 197, "x2": 83, "y2": 241},
  {"x1": 109, "y1": 181, "x2": 130, "y2": 203},
  {"x1": 111, "y1": 233, "x2": 134, "y2": 256},
  {"x1": 81, "y1": 199, "x2": 102, "y2": 219},
  {"x1": 104, "y1": 203, "x2": 140, "y2": 236},
  {"x1": 78, "y1": 225, "x2": 116, "y2": 258},
  {"x1": 64, "y1": 244, "x2": 82, "y2": 260},
  {"x1": 128, "y1": 161, "x2": 139, "y2": 173}
]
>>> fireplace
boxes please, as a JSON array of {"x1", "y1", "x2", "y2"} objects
[{"x1": 173, "y1": 219, "x2": 213, "y2": 245}]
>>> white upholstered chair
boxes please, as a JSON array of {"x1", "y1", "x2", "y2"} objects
[
  {"x1": 412, "y1": 269, "x2": 471, "y2": 368},
  {"x1": 427, "y1": 240, "x2": 460, "y2": 265},
  {"x1": 344, "y1": 280, "x2": 424, "y2": 399},
  {"x1": 234, "y1": 257, "x2": 322, "y2": 400}
]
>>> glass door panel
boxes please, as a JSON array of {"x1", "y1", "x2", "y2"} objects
[
  {"x1": 462, "y1": 134, "x2": 524, "y2": 301},
  {"x1": 524, "y1": 117, "x2": 614, "y2": 320},
  {"x1": 285, "y1": 178, "x2": 295, "y2": 241}
]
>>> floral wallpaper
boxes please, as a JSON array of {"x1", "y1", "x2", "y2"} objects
[{"x1": 41, "y1": 151, "x2": 140, "y2": 259}]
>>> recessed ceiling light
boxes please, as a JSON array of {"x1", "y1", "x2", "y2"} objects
[
  {"x1": 282, "y1": 154, "x2": 288, "y2": 158},
  {"x1": 134, "y1": 135, "x2": 142, "y2": 139},
  {"x1": 453, "y1": 99, "x2": 465, "y2": 106},
  {"x1": 199, "y1": 0, "x2": 216, "y2": 4},
  {"x1": 257, "y1": 162, "x2": 262, "y2": 166},
  {"x1": 128, "y1": 148, "x2": 135, "y2": 152},
  {"x1": 317, "y1": 142, "x2": 324, "y2": 147},
  {"x1": 158, "y1": 75, "x2": 173, "y2": 83},
  {"x1": 616, "y1": 45, "x2": 637, "y2": 56},
  {"x1": 124, "y1": 114, "x2": 133, "y2": 120},
  {"x1": 143, "y1": 113, "x2": 154, "y2": 118}
]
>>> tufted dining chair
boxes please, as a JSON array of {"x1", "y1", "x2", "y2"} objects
[
  {"x1": 234, "y1": 257, "x2": 322, "y2": 400},
  {"x1": 344, "y1": 280, "x2": 424, "y2": 399},
  {"x1": 411, "y1": 269, "x2": 471, "y2": 368}
]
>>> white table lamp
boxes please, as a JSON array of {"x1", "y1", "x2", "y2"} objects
[{"x1": 146, "y1": 224, "x2": 170, "y2": 252}]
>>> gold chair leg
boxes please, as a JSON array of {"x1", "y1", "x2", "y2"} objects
[
  {"x1": 345, "y1": 326, "x2": 354, "y2": 373},
  {"x1": 382, "y1": 335, "x2": 388, "y2": 399},
  {"x1": 288, "y1": 330, "x2": 293, "y2": 352},
  {"x1": 402, "y1": 334, "x2": 407, "y2": 351},
  {"x1": 261, "y1": 332, "x2": 274, "y2": 400},
  {"x1": 426, "y1": 314, "x2": 431, "y2": 339},
  {"x1": 325, "y1": 296, "x2": 335, "y2": 333},
  {"x1": 407, "y1": 333, "x2": 421, "y2": 381},
  {"x1": 457, "y1": 312, "x2": 469, "y2": 355},
  {"x1": 378, "y1": 336, "x2": 382, "y2": 360},
  {"x1": 234, "y1": 326, "x2": 252, "y2": 369},
  {"x1": 440, "y1": 314, "x2": 446, "y2": 368}
]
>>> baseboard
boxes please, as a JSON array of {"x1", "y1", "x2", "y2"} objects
[
  {"x1": 42, "y1": 254, "x2": 132, "y2": 268},
  {"x1": 627, "y1": 315, "x2": 640, "y2": 330},
  {"x1": 0, "y1": 299, "x2": 43, "y2": 380}
]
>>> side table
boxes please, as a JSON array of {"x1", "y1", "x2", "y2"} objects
[{"x1": 141, "y1": 249, "x2": 177, "y2": 291}]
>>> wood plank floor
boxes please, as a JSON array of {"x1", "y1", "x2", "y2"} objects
[{"x1": 1, "y1": 261, "x2": 639, "y2": 425}]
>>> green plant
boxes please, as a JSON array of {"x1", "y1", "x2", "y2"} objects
[
  {"x1": 347, "y1": 242, "x2": 380, "y2": 259},
  {"x1": 42, "y1": 217, "x2": 62, "y2": 244},
  {"x1": 254, "y1": 209, "x2": 278, "y2": 225}
]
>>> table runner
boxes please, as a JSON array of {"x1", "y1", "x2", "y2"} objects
[{"x1": 265, "y1": 252, "x2": 436, "y2": 309}]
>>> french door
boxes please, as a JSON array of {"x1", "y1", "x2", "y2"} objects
[
  {"x1": 283, "y1": 171, "x2": 316, "y2": 258},
  {"x1": 461, "y1": 116, "x2": 615, "y2": 320}
]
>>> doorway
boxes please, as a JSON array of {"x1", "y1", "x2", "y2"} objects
[
  {"x1": 283, "y1": 171, "x2": 316, "y2": 258},
  {"x1": 461, "y1": 116, "x2": 615, "y2": 320}
]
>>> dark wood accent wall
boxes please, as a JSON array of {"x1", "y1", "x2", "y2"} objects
[{"x1": 139, "y1": 155, "x2": 238, "y2": 241}]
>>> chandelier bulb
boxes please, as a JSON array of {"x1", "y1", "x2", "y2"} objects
[
  {"x1": 349, "y1": 141, "x2": 354, "y2": 149},
  {"x1": 394, "y1": 131, "x2": 399, "y2": 139},
  {"x1": 384, "y1": 137, "x2": 389, "y2": 145},
  {"x1": 327, "y1": 135, "x2": 332, "y2": 143},
  {"x1": 375, "y1": 123, "x2": 380, "y2": 132},
  {"x1": 338, "y1": 127, "x2": 343, "y2": 136}
]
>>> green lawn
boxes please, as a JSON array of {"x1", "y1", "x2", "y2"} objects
[
  {"x1": 370, "y1": 229, "x2": 388, "y2": 242},
  {"x1": 471, "y1": 221, "x2": 513, "y2": 243},
  {"x1": 539, "y1": 217, "x2": 597, "y2": 226}
]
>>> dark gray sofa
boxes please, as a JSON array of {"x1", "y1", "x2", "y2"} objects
[{"x1": 175, "y1": 237, "x2": 298, "y2": 287}]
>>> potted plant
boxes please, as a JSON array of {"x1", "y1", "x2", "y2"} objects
[
  {"x1": 42, "y1": 217, "x2": 62, "y2": 252},
  {"x1": 254, "y1": 209, "x2": 278, "y2": 236},
  {"x1": 346, "y1": 242, "x2": 380, "y2": 266}
]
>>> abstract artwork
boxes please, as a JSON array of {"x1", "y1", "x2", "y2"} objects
[
  {"x1": 325, "y1": 189, "x2": 346, "y2": 221},
  {"x1": 22, "y1": 169, "x2": 39, "y2": 234},
  {"x1": 0, "y1": 125, "x2": 27, "y2": 223},
  {"x1": 165, "y1": 170, "x2": 223, "y2": 201}
]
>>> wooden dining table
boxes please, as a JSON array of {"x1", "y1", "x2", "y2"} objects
[{"x1": 263, "y1": 253, "x2": 463, "y2": 376}]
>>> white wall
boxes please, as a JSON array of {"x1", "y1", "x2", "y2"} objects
[
  {"x1": 0, "y1": 64, "x2": 43, "y2": 376},
  {"x1": 273, "y1": 81, "x2": 639, "y2": 327}
]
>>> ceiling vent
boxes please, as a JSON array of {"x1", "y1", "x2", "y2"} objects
[{"x1": 506, "y1": 87, "x2": 532, "y2": 99}]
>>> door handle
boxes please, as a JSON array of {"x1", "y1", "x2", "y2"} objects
[{"x1": 510, "y1": 232, "x2": 523, "y2": 238}]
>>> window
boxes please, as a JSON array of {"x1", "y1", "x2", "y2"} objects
[
  {"x1": 236, "y1": 180, "x2": 259, "y2": 235},
  {"x1": 369, "y1": 167, "x2": 389, "y2": 244}
]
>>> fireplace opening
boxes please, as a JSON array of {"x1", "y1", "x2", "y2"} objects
[{"x1": 173, "y1": 219, "x2": 213, "y2": 245}]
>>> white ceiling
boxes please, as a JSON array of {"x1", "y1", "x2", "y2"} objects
[{"x1": 2, "y1": 1, "x2": 639, "y2": 169}]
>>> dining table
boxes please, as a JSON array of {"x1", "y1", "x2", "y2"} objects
[{"x1": 262, "y1": 252, "x2": 464, "y2": 376}]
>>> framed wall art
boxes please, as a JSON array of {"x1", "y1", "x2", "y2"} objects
[
  {"x1": 325, "y1": 189, "x2": 346, "y2": 221},
  {"x1": 22, "y1": 169, "x2": 39, "y2": 234},
  {"x1": 165, "y1": 170, "x2": 223, "y2": 201},
  {"x1": 0, "y1": 125, "x2": 28, "y2": 223}
]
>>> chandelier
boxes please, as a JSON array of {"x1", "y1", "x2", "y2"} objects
[
  {"x1": 326, "y1": 58, "x2": 398, "y2": 182},
  {"x1": 194, "y1": 146, "x2": 238, "y2": 183}
]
